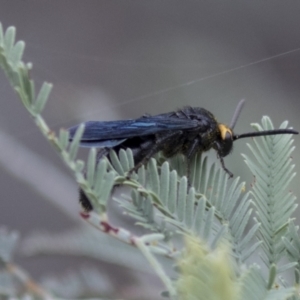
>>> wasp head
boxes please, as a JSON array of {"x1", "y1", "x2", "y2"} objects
[{"x1": 214, "y1": 123, "x2": 234, "y2": 157}]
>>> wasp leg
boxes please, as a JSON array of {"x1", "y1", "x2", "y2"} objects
[
  {"x1": 96, "y1": 148, "x2": 110, "y2": 162},
  {"x1": 219, "y1": 156, "x2": 233, "y2": 178},
  {"x1": 79, "y1": 188, "x2": 93, "y2": 211},
  {"x1": 185, "y1": 138, "x2": 201, "y2": 187},
  {"x1": 127, "y1": 131, "x2": 183, "y2": 179},
  {"x1": 213, "y1": 142, "x2": 234, "y2": 178}
]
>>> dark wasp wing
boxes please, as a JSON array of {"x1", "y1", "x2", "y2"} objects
[{"x1": 69, "y1": 115, "x2": 199, "y2": 148}]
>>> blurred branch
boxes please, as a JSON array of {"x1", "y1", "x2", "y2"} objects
[
  {"x1": 0, "y1": 129, "x2": 81, "y2": 222},
  {"x1": 21, "y1": 227, "x2": 171, "y2": 275},
  {"x1": 6, "y1": 262, "x2": 54, "y2": 300}
]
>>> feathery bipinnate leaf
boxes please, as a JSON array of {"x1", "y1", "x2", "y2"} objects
[
  {"x1": 243, "y1": 117, "x2": 297, "y2": 270},
  {"x1": 283, "y1": 221, "x2": 300, "y2": 284},
  {"x1": 114, "y1": 150, "x2": 258, "y2": 263},
  {"x1": 167, "y1": 153, "x2": 260, "y2": 263},
  {"x1": 238, "y1": 264, "x2": 295, "y2": 300},
  {"x1": 0, "y1": 25, "x2": 51, "y2": 114}
]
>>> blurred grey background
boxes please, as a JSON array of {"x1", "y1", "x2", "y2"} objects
[{"x1": 0, "y1": 1, "x2": 300, "y2": 299}]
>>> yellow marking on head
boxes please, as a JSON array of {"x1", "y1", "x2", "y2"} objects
[{"x1": 218, "y1": 124, "x2": 233, "y2": 140}]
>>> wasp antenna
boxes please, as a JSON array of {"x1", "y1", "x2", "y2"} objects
[
  {"x1": 233, "y1": 129, "x2": 299, "y2": 141},
  {"x1": 230, "y1": 99, "x2": 246, "y2": 129}
]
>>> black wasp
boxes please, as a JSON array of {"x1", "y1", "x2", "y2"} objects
[{"x1": 69, "y1": 99, "x2": 298, "y2": 180}]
